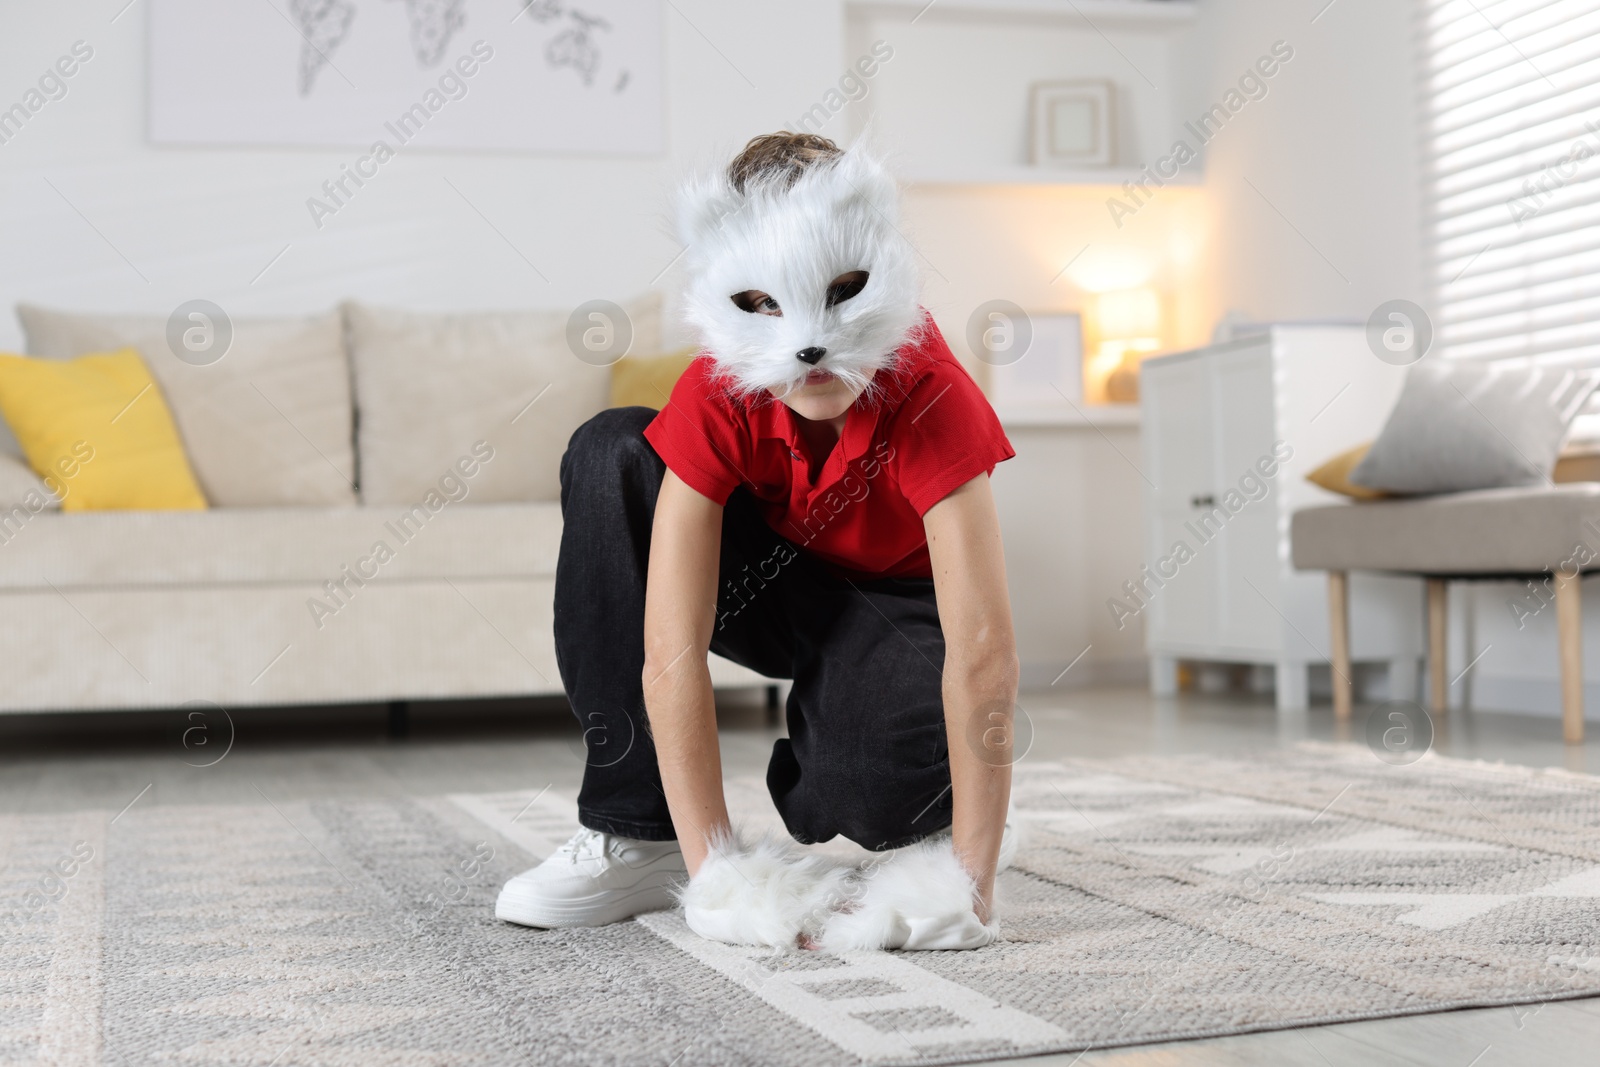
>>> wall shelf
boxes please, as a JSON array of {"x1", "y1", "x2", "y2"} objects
[
  {"x1": 849, "y1": 0, "x2": 1197, "y2": 28},
  {"x1": 902, "y1": 163, "x2": 1203, "y2": 189},
  {"x1": 996, "y1": 404, "x2": 1141, "y2": 428},
  {"x1": 848, "y1": 2, "x2": 1203, "y2": 189}
]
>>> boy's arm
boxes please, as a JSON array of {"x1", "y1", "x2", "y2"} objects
[
  {"x1": 923, "y1": 473, "x2": 1019, "y2": 923},
  {"x1": 642, "y1": 469, "x2": 728, "y2": 875}
]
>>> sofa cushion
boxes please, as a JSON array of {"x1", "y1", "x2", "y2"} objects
[
  {"x1": 0, "y1": 452, "x2": 58, "y2": 511},
  {"x1": 610, "y1": 346, "x2": 697, "y2": 409},
  {"x1": 345, "y1": 296, "x2": 659, "y2": 505},
  {"x1": 0, "y1": 579, "x2": 766, "y2": 711},
  {"x1": 1292, "y1": 484, "x2": 1600, "y2": 575},
  {"x1": 0, "y1": 502, "x2": 561, "y2": 588},
  {"x1": 16, "y1": 304, "x2": 356, "y2": 507},
  {"x1": 1350, "y1": 360, "x2": 1600, "y2": 495},
  {"x1": 0, "y1": 349, "x2": 207, "y2": 511}
]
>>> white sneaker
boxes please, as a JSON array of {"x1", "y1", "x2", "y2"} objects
[{"x1": 495, "y1": 828, "x2": 687, "y2": 929}]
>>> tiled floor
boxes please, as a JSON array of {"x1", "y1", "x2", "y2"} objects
[{"x1": 3, "y1": 686, "x2": 1596, "y2": 1065}]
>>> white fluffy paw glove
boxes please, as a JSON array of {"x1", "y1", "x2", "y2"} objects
[
  {"x1": 679, "y1": 834, "x2": 850, "y2": 949},
  {"x1": 821, "y1": 840, "x2": 999, "y2": 951}
]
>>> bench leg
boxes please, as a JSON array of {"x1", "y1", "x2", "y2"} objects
[
  {"x1": 1427, "y1": 578, "x2": 1448, "y2": 715},
  {"x1": 1556, "y1": 571, "x2": 1584, "y2": 745},
  {"x1": 1327, "y1": 571, "x2": 1352, "y2": 723}
]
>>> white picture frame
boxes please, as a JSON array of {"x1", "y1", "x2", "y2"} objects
[
  {"x1": 986, "y1": 312, "x2": 1084, "y2": 408},
  {"x1": 1029, "y1": 80, "x2": 1115, "y2": 169}
]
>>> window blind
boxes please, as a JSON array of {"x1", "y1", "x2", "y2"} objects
[{"x1": 1420, "y1": 0, "x2": 1600, "y2": 371}]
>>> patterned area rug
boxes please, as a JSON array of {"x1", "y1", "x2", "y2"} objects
[{"x1": 5, "y1": 744, "x2": 1600, "y2": 1066}]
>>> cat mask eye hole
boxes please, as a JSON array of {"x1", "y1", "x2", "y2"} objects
[
  {"x1": 825, "y1": 271, "x2": 869, "y2": 308},
  {"x1": 731, "y1": 290, "x2": 782, "y2": 316}
]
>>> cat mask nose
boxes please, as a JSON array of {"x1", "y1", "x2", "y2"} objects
[{"x1": 796, "y1": 347, "x2": 827, "y2": 365}]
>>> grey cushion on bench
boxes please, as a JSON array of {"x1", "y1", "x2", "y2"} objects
[{"x1": 1292, "y1": 484, "x2": 1600, "y2": 575}]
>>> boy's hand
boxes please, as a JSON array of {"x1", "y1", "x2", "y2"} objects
[
  {"x1": 818, "y1": 838, "x2": 1001, "y2": 952},
  {"x1": 892, "y1": 909, "x2": 998, "y2": 951},
  {"x1": 680, "y1": 833, "x2": 850, "y2": 949}
]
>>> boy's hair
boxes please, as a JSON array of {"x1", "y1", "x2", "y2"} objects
[{"x1": 727, "y1": 132, "x2": 843, "y2": 193}]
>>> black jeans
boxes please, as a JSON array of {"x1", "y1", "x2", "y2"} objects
[{"x1": 553, "y1": 407, "x2": 952, "y2": 850}]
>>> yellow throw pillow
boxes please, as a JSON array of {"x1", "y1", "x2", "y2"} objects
[
  {"x1": 1305, "y1": 442, "x2": 1388, "y2": 501},
  {"x1": 0, "y1": 349, "x2": 207, "y2": 511},
  {"x1": 1555, "y1": 445, "x2": 1600, "y2": 484},
  {"x1": 609, "y1": 347, "x2": 698, "y2": 409}
]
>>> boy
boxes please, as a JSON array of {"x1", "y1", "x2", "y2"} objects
[{"x1": 496, "y1": 133, "x2": 1018, "y2": 950}]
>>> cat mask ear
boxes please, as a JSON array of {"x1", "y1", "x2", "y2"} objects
[
  {"x1": 675, "y1": 169, "x2": 744, "y2": 256},
  {"x1": 820, "y1": 146, "x2": 902, "y2": 227}
]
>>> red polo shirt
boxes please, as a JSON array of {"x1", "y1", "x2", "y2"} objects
[{"x1": 642, "y1": 316, "x2": 1014, "y2": 579}]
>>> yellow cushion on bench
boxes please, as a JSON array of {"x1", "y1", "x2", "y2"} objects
[{"x1": 1306, "y1": 442, "x2": 1388, "y2": 501}]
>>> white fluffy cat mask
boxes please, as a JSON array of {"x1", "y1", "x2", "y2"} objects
[{"x1": 676, "y1": 144, "x2": 923, "y2": 400}]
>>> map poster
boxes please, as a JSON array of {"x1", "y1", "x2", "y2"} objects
[{"x1": 148, "y1": 0, "x2": 663, "y2": 154}]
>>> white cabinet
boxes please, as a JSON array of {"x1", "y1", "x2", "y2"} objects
[{"x1": 1138, "y1": 326, "x2": 1422, "y2": 712}]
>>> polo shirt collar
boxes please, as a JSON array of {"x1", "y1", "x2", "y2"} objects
[{"x1": 766, "y1": 390, "x2": 883, "y2": 470}]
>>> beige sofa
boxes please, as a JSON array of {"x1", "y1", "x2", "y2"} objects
[{"x1": 0, "y1": 299, "x2": 766, "y2": 713}]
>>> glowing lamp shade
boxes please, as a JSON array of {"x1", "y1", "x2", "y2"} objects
[
  {"x1": 1096, "y1": 288, "x2": 1162, "y2": 341},
  {"x1": 1090, "y1": 287, "x2": 1163, "y2": 403}
]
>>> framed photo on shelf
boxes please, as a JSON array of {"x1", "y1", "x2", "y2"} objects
[
  {"x1": 1029, "y1": 80, "x2": 1115, "y2": 169},
  {"x1": 984, "y1": 311, "x2": 1084, "y2": 407}
]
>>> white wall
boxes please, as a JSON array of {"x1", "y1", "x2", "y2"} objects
[
  {"x1": 843, "y1": 8, "x2": 1181, "y2": 176},
  {"x1": 1170, "y1": 0, "x2": 1425, "y2": 328},
  {"x1": 0, "y1": 1, "x2": 844, "y2": 344}
]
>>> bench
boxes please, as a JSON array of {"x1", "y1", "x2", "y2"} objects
[{"x1": 1291, "y1": 483, "x2": 1600, "y2": 743}]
